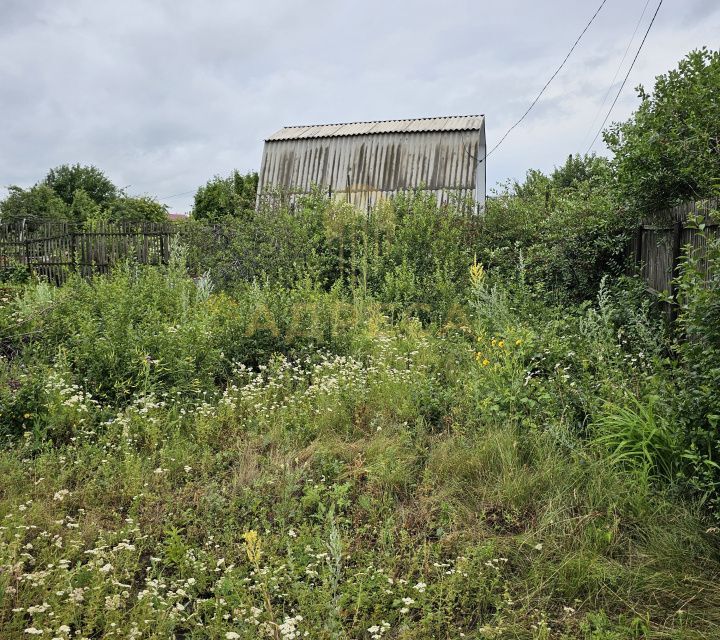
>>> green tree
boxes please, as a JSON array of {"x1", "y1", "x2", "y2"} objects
[
  {"x1": 106, "y1": 196, "x2": 168, "y2": 223},
  {"x1": 192, "y1": 170, "x2": 258, "y2": 222},
  {"x1": 604, "y1": 48, "x2": 720, "y2": 214},
  {"x1": 69, "y1": 189, "x2": 102, "y2": 224},
  {"x1": 44, "y1": 164, "x2": 118, "y2": 208},
  {"x1": 482, "y1": 154, "x2": 628, "y2": 302},
  {"x1": 551, "y1": 153, "x2": 610, "y2": 190},
  {"x1": 0, "y1": 184, "x2": 68, "y2": 224}
]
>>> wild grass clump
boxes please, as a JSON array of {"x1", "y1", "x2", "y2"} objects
[{"x1": 1, "y1": 202, "x2": 719, "y2": 638}]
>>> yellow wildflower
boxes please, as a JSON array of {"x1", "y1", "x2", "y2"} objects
[
  {"x1": 515, "y1": 339, "x2": 522, "y2": 346},
  {"x1": 243, "y1": 530, "x2": 261, "y2": 564},
  {"x1": 469, "y1": 256, "x2": 485, "y2": 287},
  {"x1": 498, "y1": 340, "x2": 505, "y2": 348},
  {"x1": 482, "y1": 359, "x2": 490, "y2": 367}
]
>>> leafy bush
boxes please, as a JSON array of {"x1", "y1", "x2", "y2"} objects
[
  {"x1": 0, "y1": 183, "x2": 69, "y2": 224},
  {"x1": 482, "y1": 155, "x2": 634, "y2": 303},
  {"x1": 605, "y1": 48, "x2": 720, "y2": 214},
  {"x1": 674, "y1": 227, "x2": 720, "y2": 516},
  {"x1": 182, "y1": 195, "x2": 336, "y2": 289},
  {"x1": 105, "y1": 195, "x2": 169, "y2": 223},
  {"x1": 1, "y1": 251, "x2": 375, "y2": 407},
  {"x1": 183, "y1": 189, "x2": 478, "y2": 323},
  {"x1": 44, "y1": 163, "x2": 118, "y2": 209},
  {"x1": 192, "y1": 170, "x2": 259, "y2": 222}
]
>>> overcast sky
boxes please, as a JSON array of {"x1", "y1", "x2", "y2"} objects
[{"x1": 1, "y1": 0, "x2": 718, "y2": 212}]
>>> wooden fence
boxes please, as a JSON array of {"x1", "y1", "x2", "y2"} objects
[
  {"x1": 631, "y1": 198, "x2": 719, "y2": 300},
  {"x1": 0, "y1": 221, "x2": 175, "y2": 283},
  {"x1": 1, "y1": 198, "x2": 718, "y2": 290}
]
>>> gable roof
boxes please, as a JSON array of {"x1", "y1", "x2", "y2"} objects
[{"x1": 266, "y1": 115, "x2": 484, "y2": 141}]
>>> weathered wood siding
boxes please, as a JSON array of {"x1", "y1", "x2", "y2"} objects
[{"x1": 633, "y1": 198, "x2": 720, "y2": 295}]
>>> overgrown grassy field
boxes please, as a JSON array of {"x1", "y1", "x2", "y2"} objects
[
  {"x1": 1, "y1": 192, "x2": 719, "y2": 640},
  {"x1": 3, "y1": 47, "x2": 720, "y2": 639}
]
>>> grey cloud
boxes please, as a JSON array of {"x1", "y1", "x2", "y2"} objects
[
  {"x1": 681, "y1": 0, "x2": 720, "y2": 24},
  {"x1": 1, "y1": 0, "x2": 718, "y2": 211}
]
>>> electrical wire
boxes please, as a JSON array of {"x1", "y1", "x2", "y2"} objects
[
  {"x1": 585, "y1": 0, "x2": 664, "y2": 153},
  {"x1": 158, "y1": 189, "x2": 195, "y2": 201},
  {"x1": 482, "y1": 0, "x2": 609, "y2": 163},
  {"x1": 581, "y1": 0, "x2": 651, "y2": 151}
]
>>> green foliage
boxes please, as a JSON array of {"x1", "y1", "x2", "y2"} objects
[
  {"x1": 183, "y1": 194, "x2": 333, "y2": 289},
  {"x1": 0, "y1": 259, "x2": 32, "y2": 286},
  {"x1": 105, "y1": 195, "x2": 169, "y2": 223},
  {"x1": 1, "y1": 257, "x2": 719, "y2": 638},
  {"x1": 551, "y1": 153, "x2": 612, "y2": 189},
  {"x1": 68, "y1": 188, "x2": 101, "y2": 224},
  {"x1": 592, "y1": 396, "x2": 679, "y2": 484},
  {"x1": 365, "y1": 191, "x2": 476, "y2": 322},
  {"x1": 1, "y1": 165, "x2": 171, "y2": 226},
  {"x1": 44, "y1": 163, "x2": 118, "y2": 208},
  {"x1": 184, "y1": 190, "x2": 477, "y2": 322},
  {"x1": 605, "y1": 48, "x2": 720, "y2": 213},
  {"x1": 673, "y1": 227, "x2": 720, "y2": 517},
  {"x1": 0, "y1": 184, "x2": 68, "y2": 224},
  {"x1": 2, "y1": 254, "x2": 365, "y2": 406},
  {"x1": 192, "y1": 170, "x2": 259, "y2": 222},
  {"x1": 483, "y1": 154, "x2": 632, "y2": 302}
]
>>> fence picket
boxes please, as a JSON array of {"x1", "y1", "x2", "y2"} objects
[
  {"x1": 636, "y1": 197, "x2": 719, "y2": 296},
  {"x1": 0, "y1": 220, "x2": 176, "y2": 284}
]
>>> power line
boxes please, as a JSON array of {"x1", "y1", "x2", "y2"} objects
[
  {"x1": 483, "y1": 0, "x2": 609, "y2": 163},
  {"x1": 581, "y1": 0, "x2": 651, "y2": 151},
  {"x1": 585, "y1": 0, "x2": 664, "y2": 153},
  {"x1": 158, "y1": 189, "x2": 195, "y2": 201}
]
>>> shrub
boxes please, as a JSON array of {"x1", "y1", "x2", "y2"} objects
[
  {"x1": 481, "y1": 155, "x2": 634, "y2": 303},
  {"x1": 605, "y1": 48, "x2": 720, "y2": 214},
  {"x1": 183, "y1": 189, "x2": 479, "y2": 323},
  {"x1": 674, "y1": 226, "x2": 720, "y2": 516},
  {"x1": 192, "y1": 170, "x2": 259, "y2": 222}
]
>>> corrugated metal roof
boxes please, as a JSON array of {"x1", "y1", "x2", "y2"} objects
[{"x1": 266, "y1": 115, "x2": 485, "y2": 141}]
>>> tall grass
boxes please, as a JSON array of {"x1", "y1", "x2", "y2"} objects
[
  {"x1": 593, "y1": 397, "x2": 679, "y2": 484},
  {"x1": 0, "y1": 203, "x2": 719, "y2": 638}
]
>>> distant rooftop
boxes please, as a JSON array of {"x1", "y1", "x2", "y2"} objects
[{"x1": 266, "y1": 115, "x2": 485, "y2": 141}]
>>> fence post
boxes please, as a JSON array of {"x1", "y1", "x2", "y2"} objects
[
  {"x1": 24, "y1": 239, "x2": 32, "y2": 277},
  {"x1": 71, "y1": 232, "x2": 77, "y2": 272},
  {"x1": 669, "y1": 219, "x2": 683, "y2": 325}
]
